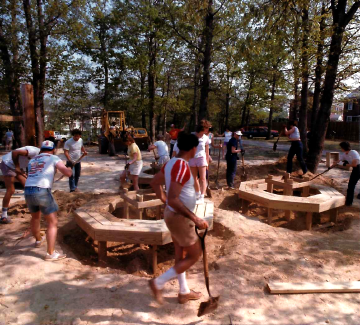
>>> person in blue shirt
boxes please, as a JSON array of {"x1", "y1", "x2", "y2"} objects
[{"x1": 225, "y1": 131, "x2": 244, "y2": 189}]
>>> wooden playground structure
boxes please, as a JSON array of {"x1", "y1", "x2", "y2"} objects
[
  {"x1": 74, "y1": 188, "x2": 214, "y2": 273},
  {"x1": 239, "y1": 172, "x2": 345, "y2": 230}
]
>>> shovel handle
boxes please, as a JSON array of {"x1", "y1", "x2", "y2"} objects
[{"x1": 196, "y1": 227, "x2": 211, "y2": 296}]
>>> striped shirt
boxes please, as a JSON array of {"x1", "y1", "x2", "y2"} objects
[{"x1": 162, "y1": 157, "x2": 196, "y2": 212}]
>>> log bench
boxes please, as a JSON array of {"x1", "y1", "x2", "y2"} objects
[{"x1": 74, "y1": 198, "x2": 214, "y2": 273}]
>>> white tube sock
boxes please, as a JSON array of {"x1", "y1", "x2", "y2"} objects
[
  {"x1": 2, "y1": 208, "x2": 8, "y2": 219},
  {"x1": 178, "y1": 272, "x2": 190, "y2": 295},
  {"x1": 154, "y1": 267, "x2": 177, "y2": 290}
]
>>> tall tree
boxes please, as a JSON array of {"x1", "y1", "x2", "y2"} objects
[{"x1": 307, "y1": 0, "x2": 360, "y2": 172}]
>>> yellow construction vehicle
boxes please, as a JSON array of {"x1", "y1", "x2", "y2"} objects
[{"x1": 99, "y1": 110, "x2": 150, "y2": 155}]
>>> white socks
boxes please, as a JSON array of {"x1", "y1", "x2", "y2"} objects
[
  {"x1": 154, "y1": 267, "x2": 177, "y2": 290},
  {"x1": 2, "y1": 208, "x2": 8, "y2": 219},
  {"x1": 178, "y1": 272, "x2": 190, "y2": 295},
  {"x1": 196, "y1": 191, "x2": 201, "y2": 199}
]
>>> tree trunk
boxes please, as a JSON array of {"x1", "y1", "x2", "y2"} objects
[
  {"x1": 198, "y1": 0, "x2": 214, "y2": 121},
  {"x1": 140, "y1": 71, "x2": 146, "y2": 129},
  {"x1": 99, "y1": 22, "x2": 109, "y2": 109},
  {"x1": 290, "y1": 17, "x2": 300, "y2": 121},
  {"x1": 266, "y1": 73, "x2": 276, "y2": 139},
  {"x1": 298, "y1": 3, "x2": 309, "y2": 154},
  {"x1": 310, "y1": 2, "x2": 326, "y2": 132},
  {"x1": 163, "y1": 73, "x2": 170, "y2": 134},
  {"x1": 307, "y1": 0, "x2": 360, "y2": 172},
  {"x1": 241, "y1": 77, "x2": 253, "y2": 127},
  {"x1": 0, "y1": 15, "x2": 25, "y2": 147},
  {"x1": 148, "y1": 33, "x2": 156, "y2": 142},
  {"x1": 189, "y1": 61, "x2": 199, "y2": 131}
]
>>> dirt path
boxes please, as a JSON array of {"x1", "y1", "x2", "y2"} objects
[{"x1": 0, "y1": 149, "x2": 359, "y2": 325}]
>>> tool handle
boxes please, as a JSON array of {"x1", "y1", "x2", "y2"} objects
[
  {"x1": 195, "y1": 227, "x2": 211, "y2": 297},
  {"x1": 241, "y1": 155, "x2": 245, "y2": 167},
  {"x1": 215, "y1": 140, "x2": 222, "y2": 182}
]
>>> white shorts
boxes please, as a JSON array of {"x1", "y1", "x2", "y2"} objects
[
  {"x1": 129, "y1": 160, "x2": 143, "y2": 176},
  {"x1": 189, "y1": 156, "x2": 208, "y2": 168},
  {"x1": 159, "y1": 155, "x2": 170, "y2": 165}
]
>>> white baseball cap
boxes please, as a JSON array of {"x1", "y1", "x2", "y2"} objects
[
  {"x1": 41, "y1": 140, "x2": 55, "y2": 150},
  {"x1": 234, "y1": 131, "x2": 242, "y2": 136}
]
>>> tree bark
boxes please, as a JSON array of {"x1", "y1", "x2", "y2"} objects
[
  {"x1": 299, "y1": 3, "x2": 309, "y2": 154},
  {"x1": 140, "y1": 70, "x2": 146, "y2": 129},
  {"x1": 148, "y1": 32, "x2": 156, "y2": 142},
  {"x1": 310, "y1": 2, "x2": 326, "y2": 133},
  {"x1": 189, "y1": 60, "x2": 199, "y2": 131},
  {"x1": 290, "y1": 16, "x2": 300, "y2": 121},
  {"x1": 198, "y1": 0, "x2": 214, "y2": 121},
  {"x1": 307, "y1": 0, "x2": 360, "y2": 172},
  {"x1": 266, "y1": 73, "x2": 277, "y2": 139},
  {"x1": 0, "y1": 11, "x2": 25, "y2": 147},
  {"x1": 163, "y1": 73, "x2": 170, "y2": 134},
  {"x1": 241, "y1": 77, "x2": 253, "y2": 127}
]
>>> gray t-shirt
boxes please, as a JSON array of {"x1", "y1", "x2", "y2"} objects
[
  {"x1": 2, "y1": 146, "x2": 40, "y2": 169},
  {"x1": 5, "y1": 131, "x2": 13, "y2": 140},
  {"x1": 64, "y1": 138, "x2": 83, "y2": 162}
]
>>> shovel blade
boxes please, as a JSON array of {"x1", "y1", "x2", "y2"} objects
[{"x1": 197, "y1": 296, "x2": 220, "y2": 317}]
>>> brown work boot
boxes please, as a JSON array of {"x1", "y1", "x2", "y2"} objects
[
  {"x1": 178, "y1": 290, "x2": 202, "y2": 304},
  {"x1": 149, "y1": 279, "x2": 163, "y2": 304}
]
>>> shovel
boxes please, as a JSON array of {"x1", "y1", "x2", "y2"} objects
[
  {"x1": 310, "y1": 167, "x2": 332, "y2": 181},
  {"x1": 273, "y1": 135, "x2": 280, "y2": 152},
  {"x1": 240, "y1": 152, "x2": 247, "y2": 182},
  {"x1": 214, "y1": 141, "x2": 222, "y2": 189},
  {"x1": 196, "y1": 227, "x2": 220, "y2": 317},
  {"x1": 55, "y1": 153, "x2": 86, "y2": 182}
]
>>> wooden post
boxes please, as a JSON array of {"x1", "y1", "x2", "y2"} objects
[
  {"x1": 330, "y1": 208, "x2": 338, "y2": 224},
  {"x1": 98, "y1": 241, "x2": 107, "y2": 263},
  {"x1": 242, "y1": 200, "x2": 250, "y2": 214},
  {"x1": 302, "y1": 186, "x2": 310, "y2": 197},
  {"x1": 268, "y1": 208, "x2": 273, "y2": 225},
  {"x1": 266, "y1": 175, "x2": 274, "y2": 193},
  {"x1": 156, "y1": 205, "x2": 161, "y2": 220},
  {"x1": 306, "y1": 212, "x2": 312, "y2": 231},
  {"x1": 284, "y1": 180, "x2": 293, "y2": 221},
  {"x1": 21, "y1": 84, "x2": 36, "y2": 146},
  {"x1": 284, "y1": 172, "x2": 290, "y2": 182},
  {"x1": 152, "y1": 245, "x2": 158, "y2": 274},
  {"x1": 136, "y1": 194, "x2": 143, "y2": 220},
  {"x1": 123, "y1": 189, "x2": 129, "y2": 219}
]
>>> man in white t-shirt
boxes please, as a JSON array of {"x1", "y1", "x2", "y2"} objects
[
  {"x1": 148, "y1": 135, "x2": 170, "y2": 165},
  {"x1": 64, "y1": 129, "x2": 87, "y2": 192},
  {"x1": 25, "y1": 140, "x2": 72, "y2": 261},
  {"x1": 0, "y1": 145, "x2": 40, "y2": 224},
  {"x1": 149, "y1": 132, "x2": 208, "y2": 305},
  {"x1": 331, "y1": 141, "x2": 360, "y2": 206}
]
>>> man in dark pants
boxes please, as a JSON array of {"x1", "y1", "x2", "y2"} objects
[
  {"x1": 331, "y1": 141, "x2": 360, "y2": 206},
  {"x1": 225, "y1": 131, "x2": 244, "y2": 189}
]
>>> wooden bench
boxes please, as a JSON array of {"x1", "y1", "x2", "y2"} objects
[
  {"x1": 74, "y1": 198, "x2": 214, "y2": 273},
  {"x1": 239, "y1": 175, "x2": 345, "y2": 230}
]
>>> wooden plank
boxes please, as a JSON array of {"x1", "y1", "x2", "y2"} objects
[
  {"x1": 195, "y1": 202, "x2": 206, "y2": 219},
  {"x1": 88, "y1": 212, "x2": 113, "y2": 225},
  {"x1": 94, "y1": 228, "x2": 164, "y2": 245},
  {"x1": 302, "y1": 186, "x2": 310, "y2": 198},
  {"x1": 136, "y1": 194, "x2": 143, "y2": 220},
  {"x1": 0, "y1": 115, "x2": 23, "y2": 122},
  {"x1": 74, "y1": 213, "x2": 95, "y2": 239},
  {"x1": 205, "y1": 202, "x2": 214, "y2": 218},
  {"x1": 284, "y1": 185, "x2": 293, "y2": 221},
  {"x1": 137, "y1": 199, "x2": 164, "y2": 209},
  {"x1": 156, "y1": 205, "x2": 162, "y2": 220},
  {"x1": 268, "y1": 281, "x2": 360, "y2": 294}
]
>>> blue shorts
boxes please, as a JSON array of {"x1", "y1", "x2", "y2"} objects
[{"x1": 24, "y1": 187, "x2": 59, "y2": 215}]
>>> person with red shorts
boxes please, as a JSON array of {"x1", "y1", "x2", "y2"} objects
[
  {"x1": 149, "y1": 132, "x2": 208, "y2": 305},
  {"x1": 168, "y1": 123, "x2": 185, "y2": 158}
]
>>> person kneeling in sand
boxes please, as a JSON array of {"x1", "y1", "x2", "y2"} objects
[
  {"x1": 149, "y1": 132, "x2": 208, "y2": 304},
  {"x1": 25, "y1": 141, "x2": 73, "y2": 261}
]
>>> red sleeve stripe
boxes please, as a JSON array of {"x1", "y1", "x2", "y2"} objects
[
  {"x1": 179, "y1": 162, "x2": 188, "y2": 183},
  {"x1": 175, "y1": 160, "x2": 184, "y2": 182}
]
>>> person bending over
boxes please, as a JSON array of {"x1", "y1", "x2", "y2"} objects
[
  {"x1": 0, "y1": 145, "x2": 40, "y2": 224},
  {"x1": 148, "y1": 135, "x2": 170, "y2": 165},
  {"x1": 150, "y1": 132, "x2": 208, "y2": 304},
  {"x1": 25, "y1": 141, "x2": 72, "y2": 261}
]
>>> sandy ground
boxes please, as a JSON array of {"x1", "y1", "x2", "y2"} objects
[{"x1": 0, "y1": 146, "x2": 359, "y2": 325}]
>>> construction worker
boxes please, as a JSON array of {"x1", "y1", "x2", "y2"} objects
[
  {"x1": 168, "y1": 123, "x2": 185, "y2": 158},
  {"x1": 149, "y1": 132, "x2": 208, "y2": 304},
  {"x1": 0, "y1": 145, "x2": 40, "y2": 224},
  {"x1": 225, "y1": 131, "x2": 244, "y2": 189}
]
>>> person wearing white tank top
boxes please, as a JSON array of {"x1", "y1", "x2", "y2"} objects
[
  {"x1": 220, "y1": 127, "x2": 232, "y2": 159},
  {"x1": 284, "y1": 121, "x2": 307, "y2": 175},
  {"x1": 149, "y1": 132, "x2": 209, "y2": 305}
]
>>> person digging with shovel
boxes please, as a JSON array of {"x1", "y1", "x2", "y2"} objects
[
  {"x1": 225, "y1": 131, "x2": 244, "y2": 190},
  {"x1": 150, "y1": 132, "x2": 208, "y2": 305}
]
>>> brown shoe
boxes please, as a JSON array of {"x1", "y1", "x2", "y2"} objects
[
  {"x1": 178, "y1": 290, "x2": 202, "y2": 304},
  {"x1": 149, "y1": 279, "x2": 163, "y2": 304}
]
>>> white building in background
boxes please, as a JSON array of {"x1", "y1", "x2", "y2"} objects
[{"x1": 330, "y1": 102, "x2": 344, "y2": 122}]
